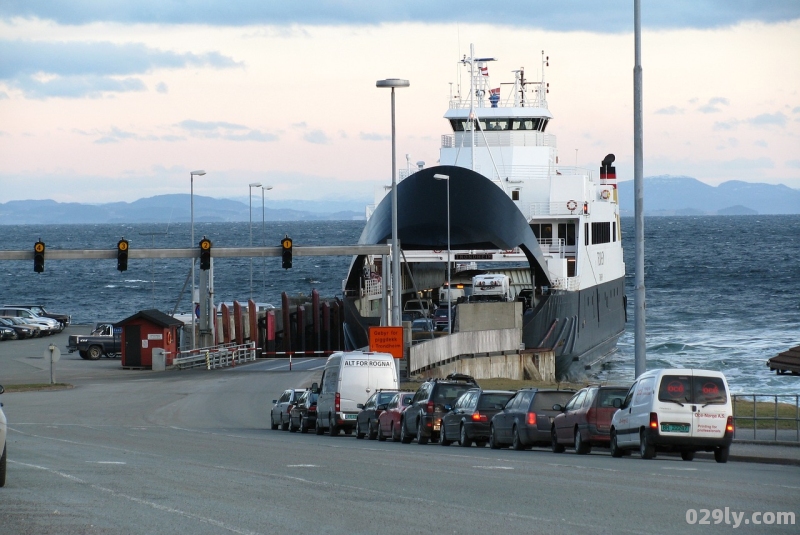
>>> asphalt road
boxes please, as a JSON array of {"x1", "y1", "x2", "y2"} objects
[{"x1": 1, "y1": 330, "x2": 798, "y2": 534}]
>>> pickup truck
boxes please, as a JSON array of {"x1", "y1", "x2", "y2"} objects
[{"x1": 66, "y1": 323, "x2": 122, "y2": 360}]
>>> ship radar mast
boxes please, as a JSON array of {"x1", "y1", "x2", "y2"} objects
[{"x1": 460, "y1": 44, "x2": 496, "y2": 171}]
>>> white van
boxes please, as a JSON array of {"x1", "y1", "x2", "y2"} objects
[
  {"x1": 609, "y1": 368, "x2": 733, "y2": 463},
  {"x1": 315, "y1": 351, "x2": 398, "y2": 436}
]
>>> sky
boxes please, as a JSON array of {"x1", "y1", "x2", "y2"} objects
[{"x1": 1, "y1": 1, "x2": 799, "y2": 205}]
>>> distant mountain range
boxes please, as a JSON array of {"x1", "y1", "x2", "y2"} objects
[
  {"x1": 617, "y1": 176, "x2": 800, "y2": 216},
  {"x1": 1, "y1": 176, "x2": 798, "y2": 225}
]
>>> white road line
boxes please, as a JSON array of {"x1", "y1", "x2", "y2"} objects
[
  {"x1": 287, "y1": 464, "x2": 319, "y2": 468},
  {"x1": 87, "y1": 461, "x2": 127, "y2": 465},
  {"x1": 11, "y1": 461, "x2": 264, "y2": 535},
  {"x1": 662, "y1": 467, "x2": 698, "y2": 471},
  {"x1": 473, "y1": 466, "x2": 514, "y2": 470}
]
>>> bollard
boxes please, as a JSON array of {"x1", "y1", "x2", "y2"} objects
[{"x1": 206, "y1": 350, "x2": 211, "y2": 370}]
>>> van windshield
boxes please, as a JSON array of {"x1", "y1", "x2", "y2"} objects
[{"x1": 658, "y1": 375, "x2": 727, "y2": 405}]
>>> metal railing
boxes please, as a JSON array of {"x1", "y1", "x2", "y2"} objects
[
  {"x1": 732, "y1": 394, "x2": 800, "y2": 443},
  {"x1": 174, "y1": 341, "x2": 258, "y2": 370}
]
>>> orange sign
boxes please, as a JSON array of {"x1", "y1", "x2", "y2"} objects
[{"x1": 369, "y1": 326, "x2": 404, "y2": 359}]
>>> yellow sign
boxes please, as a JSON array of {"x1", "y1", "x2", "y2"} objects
[
  {"x1": 369, "y1": 326, "x2": 404, "y2": 359},
  {"x1": 34, "y1": 242, "x2": 45, "y2": 253},
  {"x1": 200, "y1": 239, "x2": 211, "y2": 250},
  {"x1": 118, "y1": 241, "x2": 128, "y2": 251},
  {"x1": 282, "y1": 238, "x2": 292, "y2": 249}
]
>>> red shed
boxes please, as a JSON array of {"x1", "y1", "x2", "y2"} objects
[{"x1": 116, "y1": 309, "x2": 184, "y2": 368}]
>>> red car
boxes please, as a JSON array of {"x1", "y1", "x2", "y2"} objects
[
  {"x1": 551, "y1": 385, "x2": 629, "y2": 454},
  {"x1": 377, "y1": 392, "x2": 414, "y2": 442}
]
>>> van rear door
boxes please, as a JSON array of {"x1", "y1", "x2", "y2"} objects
[
  {"x1": 655, "y1": 374, "x2": 695, "y2": 437},
  {"x1": 690, "y1": 373, "x2": 729, "y2": 440}
]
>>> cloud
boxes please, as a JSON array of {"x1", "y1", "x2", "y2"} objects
[
  {"x1": 754, "y1": 139, "x2": 768, "y2": 147},
  {"x1": 786, "y1": 159, "x2": 800, "y2": 169},
  {"x1": 718, "y1": 157, "x2": 775, "y2": 171},
  {"x1": 713, "y1": 120, "x2": 739, "y2": 131},
  {"x1": 747, "y1": 112, "x2": 788, "y2": 127},
  {"x1": 0, "y1": 40, "x2": 240, "y2": 98},
  {"x1": 360, "y1": 132, "x2": 389, "y2": 141},
  {"x1": 697, "y1": 97, "x2": 730, "y2": 113},
  {"x1": 176, "y1": 120, "x2": 278, "y2": 142},
  {"x1": 793, "y1": 106, "x2": 800, "y2": 114},
  {"x1": 654, "y1": 106, "x2": 684, "y2": 115},
  {"x1": 155, "y1": 81, "x2": 168, "y2": 93},
  {"x1": 303, "y1": 130, "x2": 330, "y2": 144},
  {"x1": 1, "y1": 2, "x2": 798, "y2": 32}
]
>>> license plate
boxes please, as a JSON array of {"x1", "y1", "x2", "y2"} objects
[
  {"x1": 344, "y1": 414, "x2": 357, "y2": 420},
  {"x1": 433, "y1": 424, "x2": 440, "y2": 431},
  {"x1": 661, "y1": 423, "x2": 690, "y2": 433}
]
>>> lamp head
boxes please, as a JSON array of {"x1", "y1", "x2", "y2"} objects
[
  {"x1": 190, "y1": 170, "x2": 206, "y2": 176},
  {"x1": 376, "y1": 78, "x2": 410, "y2": 89}
]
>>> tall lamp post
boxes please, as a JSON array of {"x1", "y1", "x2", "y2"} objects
[
  {"x1": 190, "y1": 169, "x2": 206, "y2": 350},
  {"x1": 248, "y1": 182, "x2": 262, "y2": 300},
  {"x1": 376, "y1": 78, "x2": 409, "y2": 328},
  {"x1": 433, "y1": 174, "x2": 451, "y2": 336},
  {"x1": 261, "y1": 185, "x2": 273, "y2": 301}
]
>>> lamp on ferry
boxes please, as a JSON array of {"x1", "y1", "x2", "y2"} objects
[
  {"x1": 190, "y1": 169, "x2": 206, "y2": 350},
  {"x1": 248, "y1": 182, "x2": 262, "y2": 300},
  {"x1": 433, "y1": 174, "x2": 452, "y2": 335},
  {"x1": 376, "y1": 78, "x2": 410, "y2": 329},
  {"x1": 261, "y1": 185, "x2": 273, "y2": 301}
]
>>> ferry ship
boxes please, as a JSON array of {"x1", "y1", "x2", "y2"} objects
[{"x1": 343, "y1": 45, "x2": 627, "y2": 379}]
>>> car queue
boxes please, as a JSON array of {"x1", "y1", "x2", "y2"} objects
[{"x1": 270, "y1": 352, "x2": 734, "y2": 464}]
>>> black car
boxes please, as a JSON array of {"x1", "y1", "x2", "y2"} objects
[
  {"x1": 356, "y1": 390, "x2": 398, "y2": 440},
  {"x1": 270, "y1": 388, "x2": 306, "y2": 430},
  {"x1": 489, "y1": 389, "x2": 575, "y2": 450},
  {"x1": 0, "y1": 325, "x2": 16, "y2": 341},
  {"x1": 289, "y1": 390, "x2": 319, "y2": 433},
  {"x1": 440, "y1": 389, "x2": 515, "y2": 447},
  {"x1": 0, "y1": 317, "x2": 33, "y2": 339},
  {"x1": 400, "y1": 373, "x2": 478, "y2": 445}
]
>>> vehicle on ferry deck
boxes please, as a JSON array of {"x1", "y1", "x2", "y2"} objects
[
  {"x1": 377, "y1": 392, "x2": 415, "y2": 442},
  {"x1": 551, "y1": 385, "x2": 628, "y2": 454}
]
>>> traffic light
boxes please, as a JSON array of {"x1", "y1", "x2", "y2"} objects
[
  {"x1": 33, "y1": 240, "x2": 45, "y2": 273},
  {"x1": 199, "y1": 237, "x2": 212, "y2": 270},
  {"x1": 117, "y1": 238, "x2": 129, "y2": 272},
  {"x1": 281, "y1": 235, "x2": 292, "y2": 269}
]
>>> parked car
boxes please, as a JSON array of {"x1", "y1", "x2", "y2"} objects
[
  {"x1": 551, "y1": 385, "x2": 629, "y2": 454},
  {"x1": 356, "y1": 390, "x2": 399, "y2": 439},
  {"x1": 3, "y1": 304, "x2": 70, "y2": 328},
  {"x1": 289, "y1": 390, "x2": 318, "y2": 433},
  {"x1": 0, "y1": 307, "x2": 62, "y2": 334},
  {"x1": 403, "y1": 298, "x2": 433, "y2": 318},
  {"x1": 400, "y1": 373, "x2": 479, "y2": 445},
  {"x1": 1, "y1": 317, "x2": 42, "y2": 338},
  {"x1": 271, "y1": 388, "x2": 306, "y2": 431},
  {"x1": 315, "y1": 351, "x2": 398, "y2": 437},
  {"x1": 489, "y1": 389, "x2": 575, "y2": 450},
  {"x1": 1, "y1": 384, "x2": 7, "y2": 487},
  {"x1": 0, "y1": 317, "x2": 33, "y2": 339},
  {"x1": 609, "y1": 368, "x2": 733, "y2": 463},
  {"x1": 432, "y1": 306, "x2": 452, "y2": 331},
  {"x1": 0, "y1": 325, "x2": 16, "y2": 341},
  {"x1": 377, "y1": 392, "x2": 414, "y2": 442},
  {"x1": 440, "y1": 389, "x2": 515, "y2": 447}
]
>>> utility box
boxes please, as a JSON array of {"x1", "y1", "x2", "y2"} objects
[{"x1": 116, "y1": 309, "x2": 184, "y2": 368}]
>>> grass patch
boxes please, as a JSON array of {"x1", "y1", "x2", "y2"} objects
[
  {"x1": 3, "y1": 383, "x2": 73, "y2": 393},
  {"x1": 733, "y1": 398, "x2": 799, "y2": 430}
]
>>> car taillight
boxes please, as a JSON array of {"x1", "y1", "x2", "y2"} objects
[
  {"x1": 650, "y1": 412, "x2": 659, "y2": 429},
  {"x1": 308, "y1": 406, "x2": 316, "y2": 413},
  {"x1": 726, "y1": 415, "x2": 734, "y2": 433},
  {"x1": 527, "y1": 412, "x2": 536, "y2": 426},
  {"x1": 471, "y1": 411, "x2": 487, "y2": 422},
  {"x1": 335, "y1": 392, "x2": 340, "y2": 412},
  {"x1": 426, "y1": 401, "x2": 434, "y2": 414}
]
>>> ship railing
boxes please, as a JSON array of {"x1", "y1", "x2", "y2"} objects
[
  {"x1": 550, "y1": 277, "x2": 580, "y2": 291},
  {"x1": 732, "y1": 394, "x2": 800, "y2": 444},
  {"x1": 454, "y1": 262, "x2": 478, "y2": 273},
  {"x1": 442, "y1": 132, "x2": 556, "y2": 149},
  {"x1": 174, "y1": 341, "x2": 257, "y2": 370},
  {"x1": 362, "y1": 277, "x2": 382, "y2": 297},
  {"x1": 523, "y1": 202, "x2": 587, "y2": 218},
  {"x1": 538, "y1": 238, "x2": 566, "y2": 257}
]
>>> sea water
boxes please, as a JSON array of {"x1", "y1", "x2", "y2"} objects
[{"x1": 2, "y1": 216, "x2": 799, "y2": 394}]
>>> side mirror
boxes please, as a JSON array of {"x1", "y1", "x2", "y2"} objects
[
  {"x1": 552, "y1": 404, "x2": 563, "y2": 411},
  {"x1": 443, "y1": 404, "x2": 452, "y2": 412},
  {"x1": 357, "y1": 403, "x2": 364, "y2": 409},
  {"x1": 272, "y1": 399, "x2": 277, "y2": 404},
  {"x1": 613, "y1": 398, "x2": 622, "y2": 409}
]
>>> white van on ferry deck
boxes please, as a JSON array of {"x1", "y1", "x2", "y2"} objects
[{"x1": 315, "y1": 351, "x2": 398, "y2": 436}]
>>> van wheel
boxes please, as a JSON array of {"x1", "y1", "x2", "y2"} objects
[
  {"x1": 575, "y1": 429, "x2": 592, "y2": 455},
  {"x1": 315, "y1": 419, "x2": 324, "y2": 435},
  {"x1": 512, "y1": 426, "x2": 524, "y2": 451},
  {"x1": 610, "y1": 431, "x2": 623, "y2": 458},
  {"x1": 639, "y1": 430, "x2": 656, "y2": 459},
  {"x1": 368, "y1": 420, "x2": 378, "y2": 440},
  {"x1": 328, "y1": 414, "x2": 339, "y2": 436},
  {"x1": 551, "y1": 428, "x2": 565, "y2": 453},
  {"x1": 417, "y1": 420, "x2": 429, "y2": 445},
  {"x1": 400, "y1": 420, "x2": 412, "y2": 444},
  {"x1": 459, "y1": 424, "x2": 473, "y2": 448},
  {"x1": 489, "y1": 425, "x2": 501, "y2": 449},
  {"x1": 681, "y1": 450, "x2": 695, "y2": 461},
  {"x1": 714, "y1": 446, "x2": 729, "y2": 464}
]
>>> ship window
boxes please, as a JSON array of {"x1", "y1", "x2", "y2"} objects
[
  {"x1": 591, "y1": 222, "x2": 611, "y2": 245},
  {"x1": 567, "y1": 258, "x2": 576, "y2": 277},
  {"x1": 531, "y1": 224, "x2": 540, "y2": 239},
  {"x1": 512, "y1": 190, "x2": 520, "y2": 201},
  {"x1": 541, "y1": 119, "x2": 549, "y2": 132},
  {"x1": 531, "y1": 223, "x2": 552, "y2": 241},
  {"x1": 558, "y1": 223, "x2": 576, "y2": 246},
  {"x1": 613, "y1": 222, "x2": 617, "y2": 242},
  {"x1": 585, "y1": 223, "x2": 589, "y2": 246},
  {"x1": 486, "y1": 119, "x2": 510, "y2": 131}
]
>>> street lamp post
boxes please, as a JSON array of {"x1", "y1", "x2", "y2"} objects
[
  {"x1": 190, "y1": 169, "x2": 206, "y2": 350},
  {"x1": 248, "y1": 182, "x2": 262, "y2": 300},
  {"x1": 376, "y1": 78, "x2": 409, "y2": 329},
  {"x1": 261, "y1": 185, "x2": 273, "y2": 301},
  {"x1": 433, "y1": 174, "x2": 451, "y2": 335}
]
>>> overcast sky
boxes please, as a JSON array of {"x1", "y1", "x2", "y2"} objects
[{"x1": 1, "y1": 1, "x2": 798, "y2": 205}]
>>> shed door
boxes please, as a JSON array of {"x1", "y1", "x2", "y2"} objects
[{"x1": 124, "y1": 325, "x2": 141, "y2": 366}]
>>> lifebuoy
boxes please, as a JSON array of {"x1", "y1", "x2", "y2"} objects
[
  {"x1": 567, "y1": 199, "x2": 578, "y2": 211},
  {"x1": 601, "y1": 190, "x2": 610, "y2": 200}
]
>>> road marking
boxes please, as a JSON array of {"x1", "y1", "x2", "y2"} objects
[
  {"x1": 11, "y1": 461, "x2": 264, "y2": 535},
  {"x1": 87, "y1": 461, "x2": 126, "y2": 465},
  {"x1": 662, "y1": 467, "x2": 698, "y2": 471},
  {"x1": 287, "y1": 464, "x2": 318, "y2": 468},
  {"x1": 473, "y1": 466, "x2": 513, "y2": 470}
]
